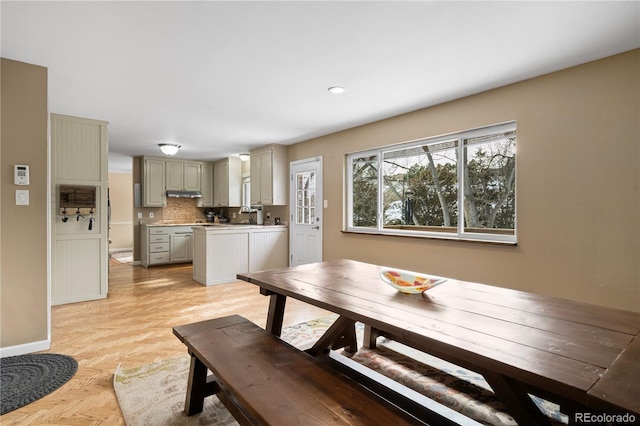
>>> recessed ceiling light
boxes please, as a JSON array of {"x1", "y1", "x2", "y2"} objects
[{"x1": 328, "y1": 86, "x2": 345, "y2": 94}]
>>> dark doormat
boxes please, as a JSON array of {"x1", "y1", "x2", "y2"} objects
[{"x1": 1, "y1": 353, "x2": 78, "y2": 414}]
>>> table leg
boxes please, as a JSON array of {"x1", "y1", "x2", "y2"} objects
[
  {"x1": 482, "y1": 371, "x2": 552, "y2": 426},
  {"x1": 309, "y1": 316, "x2": 358, "y2": 355},
  {"x1": 265, "y1": 292, "x2": 287, "y2": 336},
  {"x1": 364, "y1": 324, "x2": 381, "y2": 349}
]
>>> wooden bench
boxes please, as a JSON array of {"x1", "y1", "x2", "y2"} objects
[{"x1": 173, "y1": 315, "x2": 430, "y2": 425}]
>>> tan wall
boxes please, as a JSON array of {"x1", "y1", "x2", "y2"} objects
[
  {"x1": 108, "y1": 172, "x2": 134, "y2": 251},
  {"x1": 288, "y1": 49, "x2": 640, "y2": 312},
  {"x1": 0, "y1": 58, "x2": 49, "y2": 349}
]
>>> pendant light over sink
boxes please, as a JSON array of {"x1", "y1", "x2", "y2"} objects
[{"x1": 158, "y1": 143, "x2": 181, "y2": 156}]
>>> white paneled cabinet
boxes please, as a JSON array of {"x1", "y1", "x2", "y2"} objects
[
  {"x1": 192, "y1": 226, "x2": 288, "y2": 286},
  {"x1": 250, "y1": 144, "x2": 287, "y2": 206},
  {"x1": 51, "y1": 114, "x2": 108, "y2": 305},
  {"x1": 249, "y1": 228, "x2": 288, "y2": 272}
]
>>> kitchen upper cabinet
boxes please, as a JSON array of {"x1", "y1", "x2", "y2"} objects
[
  {"x1": 198, "y1": 163, "x2": 214, "y2": 207},
  {"x1": 166, "y1": 161, "x2": 201, "y2": 191},
  {"x1": 143, "y1": 157, "x2": 166, "y2": 207},
  {"x1": 213, "y1": 157, "x2": 242, "y2": 207},
  {"x1": 250, "y1": 144, "x2": 287, "y2": 206},
  {"x1": 184, "y1": 163, "x2": 201, "y2": 191}
]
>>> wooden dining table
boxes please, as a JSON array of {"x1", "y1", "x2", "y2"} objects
[{"x1": 237, "y1": 259, "x2": 640, "y2": 426}]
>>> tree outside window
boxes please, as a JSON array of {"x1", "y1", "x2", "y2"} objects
[{"x1": 347, "y1": 122, "x2": 516, "y2": 243}]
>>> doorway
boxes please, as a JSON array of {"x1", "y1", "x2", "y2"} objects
[{"x1": 289, "y1": 157, "x2": 323, "y2": 266}]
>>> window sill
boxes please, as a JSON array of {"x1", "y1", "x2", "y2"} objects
[{"x1": 341, "y1": 229, "x2": 517, "y2": 246}]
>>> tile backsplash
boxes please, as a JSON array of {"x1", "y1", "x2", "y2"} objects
[
  {"x1": 135, "y1": 199, "x2": 288, "y2": 225},
  {"x1": 136, "y1": 198, "x2": 207, "y2": 225},
  {"x1": 163, "y1": 198, "x2": 202, "y2": 222}
]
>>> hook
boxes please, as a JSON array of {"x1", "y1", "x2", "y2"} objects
[
  {"x1": 76, "y1": 208, "x2": 84, "y2": 221},
  {"x1": 62, "y1": 208, "x2": 68, "y2": 223}
]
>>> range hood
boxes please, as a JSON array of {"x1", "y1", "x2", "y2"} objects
[{"x1": 166, "y1": 190, "x2": 202, "y2": 198}]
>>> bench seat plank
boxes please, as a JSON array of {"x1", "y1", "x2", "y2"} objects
[{"x1": 174, "y1": 315, "x2": 427, "y2": 426}]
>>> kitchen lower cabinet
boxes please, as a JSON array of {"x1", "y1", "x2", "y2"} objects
[
  {"x1": 141, "y1": 225, "x2": 195, "y2": 267},
  {"x1": 170, "y1": 231, "x2": 194, "y2": 262},
  {"x1": 192, "y1": 226, "x2": 288, "y2": 286},
  {"x1": 249, "y1": 228, "x2": 288, "y2": 272},
  {"x1": 193, "y1": 230, "x2": 249, "y2": 285}
]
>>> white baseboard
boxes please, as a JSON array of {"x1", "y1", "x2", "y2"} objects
[{"x1": 0, "y1": 339, "x2": 51, "y2": 358}]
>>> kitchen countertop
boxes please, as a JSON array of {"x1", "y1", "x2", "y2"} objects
[{"x1": 142, "y1": 222, "x2": 286, "y2": 228}]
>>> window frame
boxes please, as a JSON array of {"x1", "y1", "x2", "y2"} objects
[{"x1": 345, "y1": 121, "x2": 517, "y2": 244}]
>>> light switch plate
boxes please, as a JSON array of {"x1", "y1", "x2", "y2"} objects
[{"x1": 16, "y1": 189, "x2": 29, "y2": 205}]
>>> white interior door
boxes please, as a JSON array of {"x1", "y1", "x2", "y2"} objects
[{"x1": 289, "y1": 157, "x2": 323, "y2": 266}]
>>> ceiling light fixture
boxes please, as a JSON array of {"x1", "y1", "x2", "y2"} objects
[
  {"x1": 158, "y1": 143, "x2": 181, "y2": 156},
  {"x1": 328, "y1": 86, "x2": 345, "y2": 94},
  {"x1": 239, "y1": 153, "x2": 250, "y2": 162}
]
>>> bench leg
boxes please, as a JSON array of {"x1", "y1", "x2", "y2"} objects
[
  {"x1": 184, "y1": 353, "x2": 220, "y2": 416},
  {"x1": 364, "y1": 325, "x2": 380, "y2": 349}
]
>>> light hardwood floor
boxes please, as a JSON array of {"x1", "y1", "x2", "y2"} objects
[{"x1": 2, "y1": 259, "x2": 330, "y2": 425}]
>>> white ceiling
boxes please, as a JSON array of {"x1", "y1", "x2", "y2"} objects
[{"x1": 2, "y1": 1, "x2": 639, "y2": 173}]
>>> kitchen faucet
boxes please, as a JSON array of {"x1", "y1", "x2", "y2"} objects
[
  {"x1": 238, "y1": 205, "x2": 262, "y2": 225},
  {"x1": 239, "y1": 205, "x2": 255, "y2": 224}
]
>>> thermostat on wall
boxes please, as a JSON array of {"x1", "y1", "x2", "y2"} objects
[{"x1": 14, "y1": 165, "x2": 30, "y2": 185}]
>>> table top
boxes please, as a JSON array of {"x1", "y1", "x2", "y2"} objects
[{"x1": 238, "y1": 258, "x2": 640, "y2": 416}]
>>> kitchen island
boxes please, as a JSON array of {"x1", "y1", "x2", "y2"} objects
[{"x1": 192, "y1": 224, "x2": 288, "y2": 286}]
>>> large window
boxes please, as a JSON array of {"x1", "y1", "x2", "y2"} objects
[{"x1": 346, "y1": 122, "x2": 516, "y2": 243}]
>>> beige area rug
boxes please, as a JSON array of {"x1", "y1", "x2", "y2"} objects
[
  {"x1": 113, "y1": 316, "x2": 337, "y2": 426},
  {"x1": 111, "y1": 251, "x2": 133, "y2": 264},
  {"x1": 114, "y1": 315, "x2": 566, "y2": 426},
  {"x1": 114, "y1": 356, "x2": 238, "y2": 426}
]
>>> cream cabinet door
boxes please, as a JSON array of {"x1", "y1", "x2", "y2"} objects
[
  {"x1": 250, "y1": 152, "x2": 261, "y2": 205},
  {"x1": 213, "y1": 160, "x2": 229, "y2": 207},
  {"x1": 213, "y1": 157, "x2": 242, "y2": 207},
  {"x1": 143, "y1": 158, "x2": 166, "y2": 207},
  {"x1": 249, "y1": 145, "x2": 287, "y2": 206},
  {"x1": 184, "y1": 163, "x2": 201, "y2": 191},
  {"x1": 258, "y1": 149, "x2": 273, "y2": 204},
  {"x1": 198, "y1": 163, "x2": 214, "y2": 207},
  {"x1": 165, "y1": 161, "x2": 184, "y2": 191}
]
